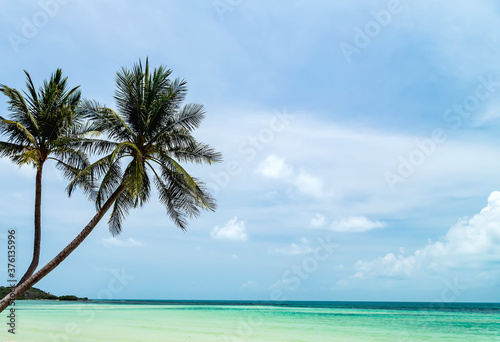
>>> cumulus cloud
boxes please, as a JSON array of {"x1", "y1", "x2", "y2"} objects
[
  {"x1": 309, "y1": 213, "x2": 326, "y2": 228},
  {"x1": 255, "y1": 155, "x2": 292, "y2": 179},
  {"x1": 101, "y1": 237, "x2": 144, "y2": 247},
  {"x1": 255, "y1": 155, "x2": 325, "y2": 198},
  {"x1": 349, "y1": 191, "x2": 500, "y2": 280},
  {"x1": 330, "y1": 216, "x2": 386, "y2": 233},
  {"x1": 211, "y1": 217, "x2": 248, "y2": 241},
  {"x1": 294, "y1": 171, "x2": 324, "y2": 198}
]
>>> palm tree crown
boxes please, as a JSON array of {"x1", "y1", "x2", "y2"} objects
[
  {"x1": 0, "y1": 69, "x2": 88, "y2": 171},
  {"x1": 74, "y1": 59, "x2": 222, "y2": 235}
]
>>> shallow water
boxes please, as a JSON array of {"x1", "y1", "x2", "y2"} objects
[{"x1": 4, "y1": 301, "x2": 500, "y2": 341}]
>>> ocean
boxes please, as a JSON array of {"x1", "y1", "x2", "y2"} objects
[{"x1": 4, "y1": 300, "x2": 500, "y2": 341}]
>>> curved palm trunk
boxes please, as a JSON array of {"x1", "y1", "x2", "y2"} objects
[
  {"x1": 18, "y1": 163, "x2": 44, "y2": 285},
  {"x1": 0, "y1": 184, "x2": 126, "y2": 313}
]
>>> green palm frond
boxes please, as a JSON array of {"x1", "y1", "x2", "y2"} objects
[
  {"x1": 108, "y1": 190, "x2": 135, "y2": 236},
  {"x1": 95, "y1": 158, "x2": 123, "y2": 209},
  {"x1": 145, "y1": 77, "x2": 186, "y2": 136},
  {"x1": 0, "y1": 118, "x2": 38, "y2": 150},
  {"x1": 50, "y1": 146, "x2": 89, "y2": 173},
  {"x1": 153, "y1": 174, "x2": 188, "y2": 230},
  {"x1": 0, "y1": 86, "x2": 38, "y2": 133},
  {"x1": 23, "y1": 70, "x2": 40, "y2": 111},
  {"x1": 10, "y1": 148, "x2": 40, "y2": 167},
  {"x1": 65, "y1": 154, "x2": 115, "y2": 199},
  {"x1": 81, "y1": 58, "x2": 221, "y2": 234},
  {"x1": 160, "y1": 162, "x2": 216, "y2": 211},
  {"x1": 173, "y1": 103, "x2": 205, "y2": 131},
  {"x1": 122, "y1": 156, "x2": 150, "y2": 207},
  {"x1": 0, "y1": 141, "x2": 25, "y2": 158},
  {"x1": 77, "y1": 138, "x2": 118, "y2": 155},
  {"x1": 168, "y1": 142, "x2": 222, "y2": 165},
  {"x1": 55, "y1": 159, "x2": 97, "y2": 201},
  {"x1": 80, "y1": 99, "x2": 133, "y2": 141}
]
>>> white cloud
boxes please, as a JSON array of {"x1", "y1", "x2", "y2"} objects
[
  {"x1": 255, "y1": 155, "x2": 292, "y2": 179},
  {"x1": 255, "y1": 155, "x2": 325, "y2": 198},
  {"x1": 101, "y1": 237, "x2": 144, "y2": 247},
  {"x1": 269, "y1": 237, "x2": 313, "y2": 255},
  {"x1": 473, "y1": 102, "x2": 500, "y2": 127},
  {"x1": 242, "y1": 280, "x2": 257, "y2": 288},
  {"x1": 336, "y1": 271, "x2": 365, "y2": 288},
  {"x1": 330, "y1": 216, "x2": 386, "y2": 233},
  {"x1": 211, "y1": 217, "x2": 248, "y2": 241},
  {"x1": 351, "y1": 191, "x2": 500, "y2": 279},
  {"x1": 309, "y1": 213, "x2": 326, "y2": 228},
  {"x1": 294, "y1": 171, "x2": 324, "y2": 198},
  {"x1": 219, "y1": 109, "x2": 500, "y2": 220}
]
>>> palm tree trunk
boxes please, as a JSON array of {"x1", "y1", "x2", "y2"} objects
[
  {"x1": 0, "y1": 184, "x2": 126, "y2": 313},
  {"x1": 18, "y1": 163, "x2": 43, "y2": 285}
]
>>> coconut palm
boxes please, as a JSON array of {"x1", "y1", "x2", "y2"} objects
[
  {"x1": 0, "y1": 69, "x2": 89, "y2": 285},
  {"x1": 0, "y1": 59, "x2": 221, "y2": 312}
]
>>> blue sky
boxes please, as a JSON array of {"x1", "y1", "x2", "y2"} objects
[{"x1": 1, "y1": 0, "x2": 500, "y2": 302}]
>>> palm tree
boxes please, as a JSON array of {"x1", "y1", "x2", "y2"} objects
[
  {"x1": 0, "y1": 69, "x2": 89, "y2": 285},
  {"x1": 0, "y1": 59, "x2": 221, "y2": 312}
]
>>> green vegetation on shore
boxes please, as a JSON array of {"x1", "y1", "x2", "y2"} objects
[{"x1": 0, "y1": 287, "x2": 87, "y2": 301}]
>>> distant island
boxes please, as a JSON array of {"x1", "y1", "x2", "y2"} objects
[{"x1": 0, "y1": 286, "x2": 88, "y2": 301}]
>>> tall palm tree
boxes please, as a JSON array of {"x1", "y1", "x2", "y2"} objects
[
  {"x1": 0, "y1": 69, "x2": 89, "y2": 285},
  {"x1": 0, "y1": 59, "x2": 221, "y2": 312}
]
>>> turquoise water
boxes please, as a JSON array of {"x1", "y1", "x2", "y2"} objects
[{"x1": 3, "y1": 301, "x2": 500, "y2": 341}]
